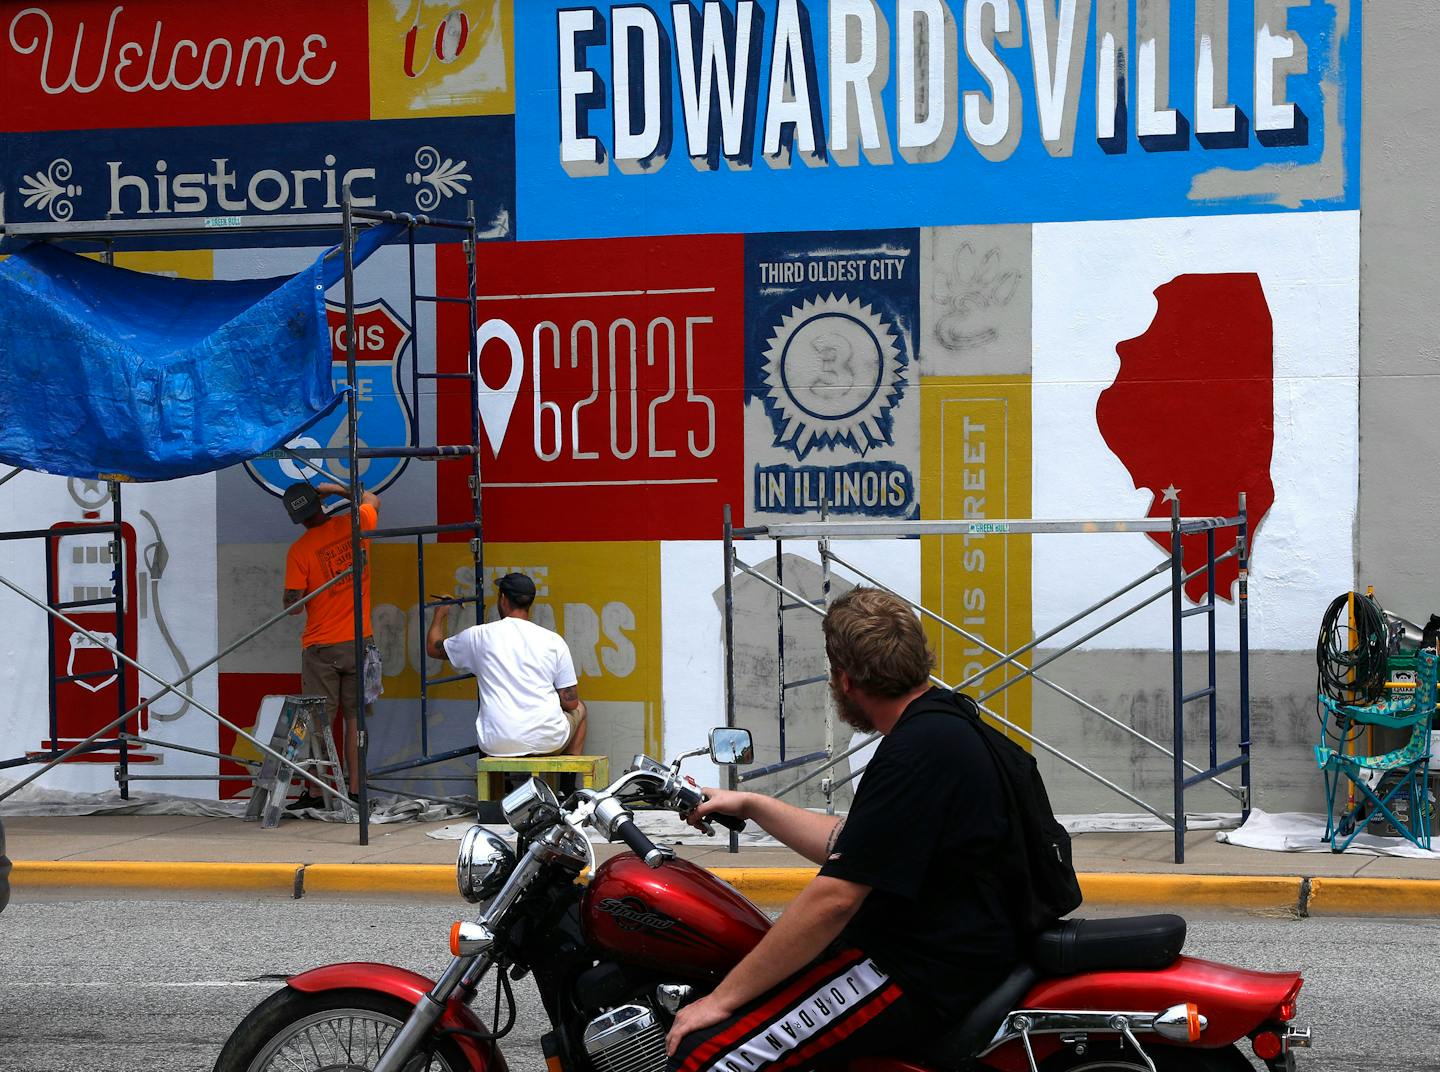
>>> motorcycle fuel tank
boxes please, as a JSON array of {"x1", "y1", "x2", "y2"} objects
[{"x1": 582, "y1": 856, "x2": 771, "y2": 980}]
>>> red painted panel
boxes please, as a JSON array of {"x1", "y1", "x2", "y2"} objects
[
  {"x1": 0, "y1": 1, "x2": 369, "y2": 132},
  {"x1": 217, "y1": 672, "x2": 300, "y2": 799},
  {"x1": 436, "y1": 235, "x2": 745, "y2": 542},
  {"x1": 1096, "y1": 274, "x2": 1275, "y2": 601}
]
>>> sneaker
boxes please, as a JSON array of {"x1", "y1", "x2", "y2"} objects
[{"x1": 286, "y1": 792, "x2": 326, "y2": 812}]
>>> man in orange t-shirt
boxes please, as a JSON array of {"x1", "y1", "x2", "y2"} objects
[{"x1": 282, "y1": 480, "x2": 380, "y2": 804}]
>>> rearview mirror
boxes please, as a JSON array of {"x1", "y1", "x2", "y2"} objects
[{"x1": 709, "y1": 727, "x2": 754, "y2": 765}]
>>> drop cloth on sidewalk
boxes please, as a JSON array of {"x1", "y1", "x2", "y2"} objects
[
  {"x1": 0, "y1": 777, "x2": 465, "y2": 826},
  {"x1": 1217, "y1": 809, "x2": 1440, "y2": 859}
]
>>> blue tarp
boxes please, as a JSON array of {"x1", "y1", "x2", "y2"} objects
[{"x1": 0, "y1": 225, "x2": 398, "y2": 482}]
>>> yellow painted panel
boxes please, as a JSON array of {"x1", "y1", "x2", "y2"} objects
[
  {"x1": 370, "y1": 540, "x2": 662, "y2": 756},
  {"x1": 920, "y1": 377, "x2": 1033, "y2": 738},
  {"x1": 8, "y1": 249, "x2": 214, "y2": 278},
  {"x1": 368, "y1": 0, "x2": 514, "y2": 119},
  {"x1": 81, "y1": 249, "x2": 215, "y2": 280}
]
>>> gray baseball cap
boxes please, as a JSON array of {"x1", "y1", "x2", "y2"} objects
[
  {"x1": 496, "y1": 572, "x2": 536, "y2": 602},
  {"x1": 283, "y1": 482, "x2": 323, "y2": 524}
]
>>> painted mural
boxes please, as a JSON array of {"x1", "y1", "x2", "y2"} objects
[
  {"x1": 744, "y1": 229, "x2": 920, "y2": 521},
  {"x1": 0, "y1": 0, "x2": 1362, "y2": 813}
]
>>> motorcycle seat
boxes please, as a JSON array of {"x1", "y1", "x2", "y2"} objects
[
  {"x1": 1030, "y1": 913, "x2": 1187, "y2": 976},
  {"x1": 848, "y1": 917, "x2": 1187, "y2": 1072}
]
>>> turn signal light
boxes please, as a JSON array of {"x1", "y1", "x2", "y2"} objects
[
  {"x1": 1253, "y1": 1031, "x2": 1283, "y2": 1061},
  {"x1": 1277, "y1": 978, "x2": 1302, "y2": 1021},
  {"x1": 1153, "y1": 1003, "x2": 1207, "y2": 1042},
  {"x1": 448, "y1": 919, "x2": 497, "y2": 956}
]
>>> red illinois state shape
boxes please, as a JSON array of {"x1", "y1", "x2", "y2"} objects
[{"x1": 1096, "y1": 273, "x2": 1275, "y2": 602}]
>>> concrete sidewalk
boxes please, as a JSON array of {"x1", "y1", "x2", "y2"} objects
[{"x1": 4, "y1": 813, "x2": 1438, "y2": 915}]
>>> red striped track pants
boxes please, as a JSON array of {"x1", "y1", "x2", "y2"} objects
[{"x1": 670, "y1": 948, "x2": 913, "y2": 1072}]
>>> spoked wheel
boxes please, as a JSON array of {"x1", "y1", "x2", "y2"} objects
[
  {"x1": 1041, "y1": 1041, "x2": 1257, "y2": 1071},
  {"x1": 213, "y1": 987, "x2": 471, "y2": 1072}
]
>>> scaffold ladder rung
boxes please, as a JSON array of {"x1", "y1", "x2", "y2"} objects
[{"x1": 783, "y1": 674, "x2": 828, "y2": 690}]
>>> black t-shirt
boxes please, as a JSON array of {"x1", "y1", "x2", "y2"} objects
[{"x1": 818, "y1": 688, "x2": 1022, "y2": 1020}]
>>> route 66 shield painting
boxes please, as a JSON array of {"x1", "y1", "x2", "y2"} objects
[{"x1": 244, "y1": 297, "x2": 415, "y2": 498}]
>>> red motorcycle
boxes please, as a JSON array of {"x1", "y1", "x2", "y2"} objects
[{"x1": 214, "y1": 731, "x2": 1312, "y2": 1072}]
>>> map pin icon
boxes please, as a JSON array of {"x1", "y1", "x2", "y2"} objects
[{"x1": 475, "y1": 318, "x2": 524, "y2": 456}]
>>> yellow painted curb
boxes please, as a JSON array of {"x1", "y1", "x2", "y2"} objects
[
  {"x1": 1079, "y1": 873, "x2": 1303, "y2": 909},
  {"x1": 1307, "y1": 877, "x2": 1440, "y2": 916},
  {"x1": 12, "y1": 860, "x2": 298, "y2": 892},
  {"x1": 21, "y1": 861, "x2": 1432, "y2": 918},
  {"x1": 303, "y1": 864, "x2": 454, "y2": 895},
  {"x1": 708, "y1": 870, "x2": 1306, "y2": 910},
  {"x1": 712, "y1": 867, "x2": 816, "y2": 905}
]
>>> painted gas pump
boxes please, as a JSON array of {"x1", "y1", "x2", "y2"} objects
[{"x1": 42, "y1": 519, "x2": 144, "y2": 756}]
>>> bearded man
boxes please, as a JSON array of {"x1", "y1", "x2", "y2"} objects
[{"x1": 666, "y1": 587, "x2": 1023, "y2": 1072}]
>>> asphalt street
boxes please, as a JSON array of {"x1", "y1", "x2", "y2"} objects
[{"x1": 0, "y1": 891, "x2": 1436, "y2": 1072}]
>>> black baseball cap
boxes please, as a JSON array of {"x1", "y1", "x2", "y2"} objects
[
  {"x1": 496, "y1": 572, "x2": 536, "y2": 602},
  {"x1": 283, "y1": 482, "x2": 323, "y2": 524}
]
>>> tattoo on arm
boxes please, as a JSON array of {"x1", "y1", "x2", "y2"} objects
[{"x1": 825, "y1": 819, "x2": 846, "y2": 857}]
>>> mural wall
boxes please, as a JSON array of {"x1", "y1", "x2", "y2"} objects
[{"x1": 0, "y1": 0, "x2": 1362, "y2": 813}]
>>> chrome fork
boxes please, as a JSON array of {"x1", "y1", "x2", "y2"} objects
[
  {"x1": 374, "y1": 954, "x2": 486, "y2": 1072},
  {"x1": 374, "y1": 839, "x2": 549, "y2": 1072}
]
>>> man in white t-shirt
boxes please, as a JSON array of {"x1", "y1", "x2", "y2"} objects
[{"x1": 425, "y1": 572, "x2": 587, "y2": 757}]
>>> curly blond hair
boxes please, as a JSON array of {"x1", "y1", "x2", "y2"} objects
[{"x1": 821, "y1": 587, "x2": 934, "y2": 697}]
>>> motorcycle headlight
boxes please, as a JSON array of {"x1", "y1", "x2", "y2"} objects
[
  {"x1": 457, "y1": 825, "x2": 517, "y2": 903},
  {"x1": 501, "y1": 777, "x2": 562, "y2": 838}
]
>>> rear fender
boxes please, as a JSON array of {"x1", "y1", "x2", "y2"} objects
[
  {"x1": 288, "y1": 961, "x2": 506, "y2": 1072},
  {"x1": 1017, "y1": 955, "x2": 1302, "y2": 1046}
]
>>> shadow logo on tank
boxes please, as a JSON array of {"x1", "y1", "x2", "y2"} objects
[{"x1": 597, "y1": 897, "x2": 677, "y2": 932}]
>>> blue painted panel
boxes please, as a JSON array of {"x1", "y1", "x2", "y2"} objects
[
  {"x1": 513, "y1": 1, "x2": 1359, "y2": 240},
  {"x1": 1, "y1": 115, "x2": 515, "y2": 249},
  {"x1": 745, "y1": 228, "x2": 920, "y2": 519}
]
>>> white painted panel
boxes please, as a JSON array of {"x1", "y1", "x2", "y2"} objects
[
  {"x1": 1031, "y1": 210, "x2": 1359, "y2": 650},
  {"x1": 0, "y1": 473, "x2": 219, "y2": 795},
  {"x1": 660, "y1": 537, "x2": 921, "y2": 784}
]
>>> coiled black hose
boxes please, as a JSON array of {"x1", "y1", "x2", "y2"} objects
[{"x1": 1316, "y1": 591, "x2": 1389, "y2": 704}]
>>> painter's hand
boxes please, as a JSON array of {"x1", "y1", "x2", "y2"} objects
[{"x1": 424, "y1": 598, "x2": 454, "y2": 661}]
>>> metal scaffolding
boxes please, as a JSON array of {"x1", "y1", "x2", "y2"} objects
[
  {"x1": 0, "y1": 197, "x2": 485, "y2": 845},
  {"x1": 722, "y1": 495, "x2": 1253, "y2": 864}
]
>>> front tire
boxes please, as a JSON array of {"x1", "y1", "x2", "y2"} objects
[{"x1": 213, "y1": 986, "x2": 471, "y2": 1072}]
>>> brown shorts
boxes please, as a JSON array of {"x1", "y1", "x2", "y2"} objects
[
  {"x1": 540, "y1": 706, "x2": 584, "y2": 756},
  {"x1": 301, "y1": 639, "x2": 375, "y2": 723}
]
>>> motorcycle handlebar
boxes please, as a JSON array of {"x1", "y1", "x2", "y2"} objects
[
  {"x1": 616, "y1": 816, "x2": 668, "y2": 868},
  {"x1": 709, "y1": 810, "x2": 748, "y2": 834},
  {"x1": 673, "y1": 784, "x2": 748, "y2": 834}
]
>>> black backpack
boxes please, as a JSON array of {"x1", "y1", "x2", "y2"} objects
[{"x1": 917, "y1": 688, "x2": 1082, "y2": 932}]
